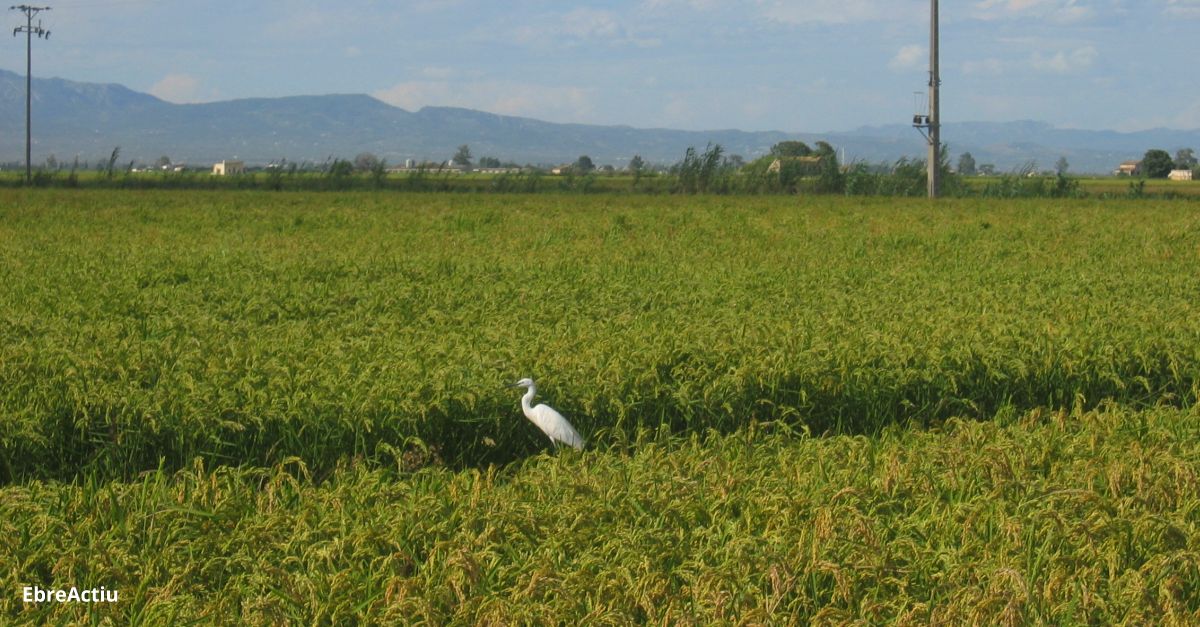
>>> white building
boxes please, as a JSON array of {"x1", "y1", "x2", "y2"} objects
[
  {"x1": 1168, "y1": 169, "x2": 1194, "y2": 181},
  {"x1": 212, "y1": 160, "x2": 245, "y2": 176},
  {"x1": 1114, "y1": 160, "x2": 1142, "y2": 176}
]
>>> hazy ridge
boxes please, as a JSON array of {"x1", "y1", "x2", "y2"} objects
[{"x1": 2, "y1": 68, "x2": 1197, "y2": 172}]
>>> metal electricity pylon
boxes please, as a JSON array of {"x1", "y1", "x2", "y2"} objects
[{"x1": 11, "y1": 4, "x2": 51, "y2": 184}]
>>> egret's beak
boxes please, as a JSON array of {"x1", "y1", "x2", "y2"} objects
[{"x1": 507, "y1": 382, "x2": 522, "y2": 388}]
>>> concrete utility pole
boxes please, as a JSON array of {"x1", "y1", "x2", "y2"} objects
[
  {"x1": 927, "y1": 0, "x2": 940, "y2": 199},
  {"x1": 11, "y1": 5, "x2": 50, "y2": 185}
]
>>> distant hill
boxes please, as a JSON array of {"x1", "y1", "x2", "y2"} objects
[
  {"x1": 1, "y1": 68, "x2": 1197, "y2": 173},
  {"x1": 835, "y1": 121, "x2": 1200, "y2": 175}
]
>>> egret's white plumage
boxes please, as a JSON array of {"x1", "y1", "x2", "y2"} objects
[{"x1": 512, "y1": 378, "x2": 584, "y2": 450}]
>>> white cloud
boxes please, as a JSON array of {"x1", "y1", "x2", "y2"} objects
[
  {"x1": 756, "y1": 0, "x2": 919, "y2": 25},
  {"x1": 642, "y1": 0, "x2": 724, "y2": 9},
  {"x1": 1030, "y1": 45, "x2": 1097, "y2": 73},
  {"x1": 264, "y1": 10, "x2": 330, "y2": 39},
  {"x1": 148, "y1": 73, "x2": 218, "y2": 103},
  {"x1": 1172, "y1": 99, "x2": 1200, "y2": 128},
  {"x1": 374, "y1": 82, "x2": 452, "y2": 111},
  {"x1": 411, "y1": 0, "x2": 467, "y2": 11},
  {"x1": 962, "y1": 58, "x2": 1006, "y2": 75},
  {"x1": 1055, "y1": 4, "x2": 1094, "y2": 22},
  {"x1": 373, "y1": 80, "x2": 596, "y2": 122},
  {"x1": 963, "y1": 92, "x2": 1025, "y2": 119},
  {"x1": 560, "y1": 8, "x2": 622, "y2": 39},
  {"x1": 419, "y1": 66, "x2": 459, "y2": 80},
  {"x1": 641, "y1": 0, "x2": 921, "y2": 25},
  {"x1": 977, "y1": 0, "x2": 1054, "y2": 10},
  {"x1": 888, "y1": 45, "x2": 926, "y2": 71},
  {"x1": 662, "y1": 97, "x2": 694, "y2": 125},
  {"x1": 512, "y1": 8, "x2": 661, "y2": 48},
  {"x1": 262, "y1": 7, "x2": 403, "y2": 41},
  {"x1": 1165, "y1": 0, "x2": 1200, "y2": 18},
  {"x1": 973, "y1": 0, "x2": 1094, "y2": 22}
]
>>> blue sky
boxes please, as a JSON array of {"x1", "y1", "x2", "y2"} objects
[{"x1": 12, "y1": 0, "x2": 1200, "y2": 132}]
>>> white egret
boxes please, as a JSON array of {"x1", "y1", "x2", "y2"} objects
[{"x1": 511, "y1": 378, "x2": 585, "y2": 450}]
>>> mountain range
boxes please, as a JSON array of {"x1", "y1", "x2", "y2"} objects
[{"x1": 2, "y1": 68, "x2": 1197, "y2": 173}]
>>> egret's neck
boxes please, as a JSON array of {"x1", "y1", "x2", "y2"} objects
[{"x1": 521, "y1": 386, "x2": 536, "y2": 414}]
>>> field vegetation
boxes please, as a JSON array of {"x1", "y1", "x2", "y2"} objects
[
  {"x1": 2, "y1": 189, "x2": 1198, "y2": 622},
  {"x1": 4, "y1": 156, "x2": 1199, "y2": 198},
  {"x1": 3, "y1": 405, "x2": 1198, "y2": 624}
]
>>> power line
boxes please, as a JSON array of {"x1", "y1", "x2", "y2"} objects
[{"x1": 11, "y1": 4, "x2": 51, "y2": 185}]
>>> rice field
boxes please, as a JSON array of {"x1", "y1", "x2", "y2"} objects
[
  {"x1": 2, "y1": 405, "x2": 1198, "y2": 624},
  {"x1": 2, "y1": 189, "x2": 1199, "y2": 623}
]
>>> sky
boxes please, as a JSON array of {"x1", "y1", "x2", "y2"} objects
[{"x1": 8, "y1": 0, "x2": 1200, "y2": 133}]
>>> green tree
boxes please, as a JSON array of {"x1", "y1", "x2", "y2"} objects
[
  {"x1": 628, "y1": 155, "x2": 645, "y2": 186},
  {"x1": 478, "y1": 156, "x2": 501, "y2": 168},
  {"x1": 770, "y1": 141, "x2": 812, "y2": 157},
  {"x1": 815, "y1": 146, "x2": 845, "y2": 194},
  {"x1": 452, "y1": 145, "x2": 472, "y2": 167},
  {"x1": 957, "y1": 152, "x2": 977, "y2": 176},
  {"x1": 1175, "y1": 148, "x2": 1197, "y2": 170},
  {"x1": 1142, "y1": 149, "x2": 1174, "y2": 178},
  {"x1": 574, "y1": 155, "x2": 595, "y2": 173},
  {"x1": 1055, "y1": 156, "x2": 1069, "y2": 176},
  {"x1": 327, "y1": 158, "x2": 354, "y2": 178},
  {"x1": 369, "y1": 158, "x2": 388, "y2": 188},
  {"x1": 353, "y1": 152, "x2": 381, "y2": 173}
]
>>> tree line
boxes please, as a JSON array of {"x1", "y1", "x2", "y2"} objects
[
  {"x1": 956, "y1": 148, "x2": 1198, "y2": 179},
  {"x1": 6, "y1": 141, "x2": 1199, "y2": 198}
]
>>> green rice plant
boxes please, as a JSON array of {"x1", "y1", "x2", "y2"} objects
[
  {"x1": 1, "y1": 404, "x2": 1197, "y2": 624},
  {"x1": 1, "y1": 191, "x2": 1199, "y2": 480}
]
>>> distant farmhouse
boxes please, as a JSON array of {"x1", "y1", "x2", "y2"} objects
[
  {"x1": 1168, "y1": 169, "x2": 1194, "y2": 181},
  {"x1": 1114, "y1": 160, "x2": 1142, "y2": 176},
  {"x1": 767, "y1": 156, "x2": 824, "y2": 174},
  {"x1": 212, "y1": 160, "x2": 245, "y2": 176}
]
